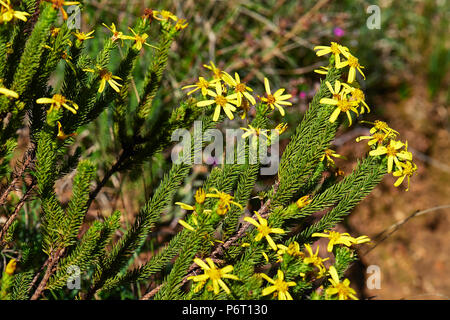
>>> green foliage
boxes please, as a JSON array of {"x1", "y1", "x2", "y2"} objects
[{"x1": 0, "y1": 2, "x2": 412, "y2": 301}]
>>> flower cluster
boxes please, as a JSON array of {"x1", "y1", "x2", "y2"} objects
[
  {"x1": 183, "y1": 64, "x2": 292, "y2": 121},
  {"x1": 315, "y1": 43, "x2": 369, "y2": 126},
  {"x1": 357, "y1": 120, "x2": 417, "y2": 190}
]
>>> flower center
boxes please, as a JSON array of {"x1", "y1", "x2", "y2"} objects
[
  {"x1": 328, "y1": 231, "x2": 341, "y2": 242},
  {"x1": 52, "y1": 94, "x2": 66, "y2": 104},
  {"x1": 347, "y1": 55, "x2": 359, "y2": 67},
  {"x1": 274, "y1": 279, "x2": 289, "y2": 293},
  {"x1": 215, "y1": 95, "x2": 227, "y2": 107},
  {"x1": 373, "y1": 133, "x2": 385, "y2": 143},
  {"x1": 374, "y1": 120, "x2": 388, "y2": 131},
  {"x1": 330, "y1": 42, "x2": 341, "y2": 54},
  {"x1": 100, "y1": 69, "x2": 112, "y2": 80},
  {"x1": 386, "y1": 145, "x2": 397, "y2": 157},
  {"x1": 197, "y1": 79, "x2": 209, "y2": 89},
  {"x1": 206, "y1": 268, "x2": 221, "y2": 281},
  {"x1": 266, "y1": 94, "x2": 276, "y2": 104},
  {"x1": 235, "y1": 83, "x2": 246, "y2": 93},
  {"x1": 337, "y1": 99, "x2": 352, "y2": 112},
  {"x1": 258, "y1": 224, "x2": 271, "y2": 237}
]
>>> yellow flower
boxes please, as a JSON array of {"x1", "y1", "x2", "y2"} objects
[
  {"x1": 241, "y1": 125, "x2": 269, "y2": 139},
  {"x1": 367, "y1": 120, "x2": 399, "y2": 136},
  {"x1": 320, "y1": 148, "x2": 347, "y2": 167},
  {"x1": 188, "y1": 258, "x2": 239, "y2": 295},
  {"x1": 196, "y1": 82, "x2": 238, "y2": 121},
  {"x1": 195, "y1": 188, "x2": 206, "y2": 204},
  {"x1": 73, "y1": 30, "x2": 95, "y2": 42},
  {"x1": 36, "y1": 94, "x2": 79, "y2": 114},
  {"x1": 244, "y1": 212, "x2": 285, "y2": 251},
  {"x1": 125, "y1": 27, "x2": 158, "y2": 51},
  {"x1": 303, "y1": 244, "x2": 329, "y2": 277},
  {"x1": 0, "y1": 86, "x2": 18, "y2": 98},
  {"x1": 0, "y1": 0, "x2": 30, "y2": 23},
  {"x1": 312, "y1": 230, "x2": 369, "y2": 252},
  {"x1": 153, "y1": 10, "x2": 178, "y2": 22},
  {"x1": 206, "y1": 188, "x2": 242, "y2": 215},
  {"x1": 320, "y1": 94, "x2": 359, "y2": 126},
  {"x1": 343, "y1": 84, "x2": 370, "y2": 114},
  {"x1": 260, "y1": 270, "x2": 296, "y2": 300},
  {"x1": 182, "y1": 77, "x2": 219, "y2": 96},
  {"x1": 337, "y1": 52, "x2": 366, "y2": 83},
  {"x1": 260, "y1": 77, "x2": 292, "y2": 116},
  {"x1": 85, "y1": 67, "x2": 123, "y2": 93},
  {"x1": 221, "y1": 71, "x2": 256, "y2": 106},
  {"x1": 203, "y1": 61, "x2": 222, "y2": 80},
  {"x1": 175, "y1": 18, "x2": 188, "y2": 31},
  {"x1": 356, "y1": 131, "x2": 393, "y2": 146},
  {"x1": 295, "y1": 195, "x2": 312, "y2": 209},
  {"x1": 102, "y1": 23, "x2": 128, "y2": 43},
  {"x1": 5, "y1": 258, "x2": 16, "y2": 275},
  {"x1": 314, "y1": 42, "x2": 350, "y2": 66},
  {"x1": 57, "y1": 121, "x2": 76, "y2": 140},
  {"x1": 325, "y1": 266, "x2": 358, "y2": 300},
  {"x1": 276, "y1": 241, "x2": 303, "y2": 258},
  {"x1": 393, "y1": 160, "x2": 417, "y2": 191},
  {"x1": 369, "y1": 139, "x2": 412, "y2": 173},
  {"x1": 47, "y1": 0, "x2": 80, "y2": 21}
]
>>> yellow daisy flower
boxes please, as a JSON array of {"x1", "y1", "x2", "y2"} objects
[
  {"x1": 188, "y1": 258, "x2": 239, "y2": 295},
  {"x1": 205, "y1": 188, "x2": 242, "y2": 215},
  {"x1": 325, "y1": 266, "x2": 358, "y2": 300},
  {"x1": 343, "y1": 84, "x2": 370, "y2": 114},
  {"x1": 175, "y1": 18, "x2": 188, "y2": 31},
  {"x1": 221, "y1": 71, "x2": 256, "y2": 106},
  {"x1": 303, "y1": 244, "x2": 329, "y2": 278},
  {"x1": 244, "y1": 212, "x2": 285, "y2": 251},
  {"x1": 312, "y1": 230, "x2": 370, "y2": 252},
  {"x1": 125, "y1": 27, "x2": 158, "y2": 51},
  {"x1": 295, "y1": 195, "x2": 312, "y2": 209},
  {"x1": 355, "y1": 131, "x2": 394, "y2": 146},
  {"x1": 393, "y1": 160, "x2": 417, "y2": 191},
  {"x1": 196, "y1": 82, "x2": 238, "y2": 121},
  {"x1": 320, "y1": 148, "x2": 347, "y2": 167},
  {"x1": 73, "y1": 30, "x2": 95, "y2": 42},
  {"x1": 195, "y1": 188, "x2": 206, "y2": 204},
  {"x1": 260, "y1": 77, "x2": 292, "y2": 116},
  {"x1": 0, "y1": 0, "x2": 30, "y2": 23},
  {"x1": 102, "y1": 23, "x2": 128, "y2": 43},
  {"x1": 36, "y1": 94, "x2": 79, "y2": 114},
  {"x1": 260, "y1": 270, "x2": 296, "y2": 300},
  {"x1": 152, "y1": 10, "x2": 178, "y2": 22},
  {"x1": 314, "y1": 42, "x2": 350, "y2": 66},
  {"x1": 203, "y1": 61, "x2": 222, "y2": 80},
  {"x1": 240, "y1": 125, "x2": 269, "y2": 139},
  {"x1": 337, "y1": 52, "x2": 366, "y2": 83},
  {"x1": 182, "y1": 77, "x2": 219, "y2": 96},
  {"x1": 369, "y1": 139, "x2": 412, "y2": 173},
  {"x1": 320, "y1": 94, "x2": 359, "y2": 126}
]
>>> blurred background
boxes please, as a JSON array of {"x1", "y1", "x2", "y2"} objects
[{"x1": 56, "y1": 0, "x2": 449, "y2": 299}]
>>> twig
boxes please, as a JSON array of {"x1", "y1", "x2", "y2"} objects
[
  {"x1": 30, "y1": 248, "x2": 64, "y2": 300},
  {"x1": 362, "y1": 204, "x2": 450, "y2": 257},
  {"x1": 0, "y1": 184, "x2": 35, "y2": 244},
  {"x1": 0, "y1": 147, "x2": 35, "y2": 207}
]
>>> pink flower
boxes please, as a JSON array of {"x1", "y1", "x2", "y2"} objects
[
  {"x1": 333, "y1": 27, "x2": 345, "y2": 37},
  {"x1": 299, "y1": 91, "x2": 307, "y2": 99}
]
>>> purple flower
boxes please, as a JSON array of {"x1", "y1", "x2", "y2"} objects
[
  {"x1": 299, "y1": 91, "x2": 307, "y2": 99},
  {"x1": 333, "y1": 27, "x2": 345, "y2": 37}
]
